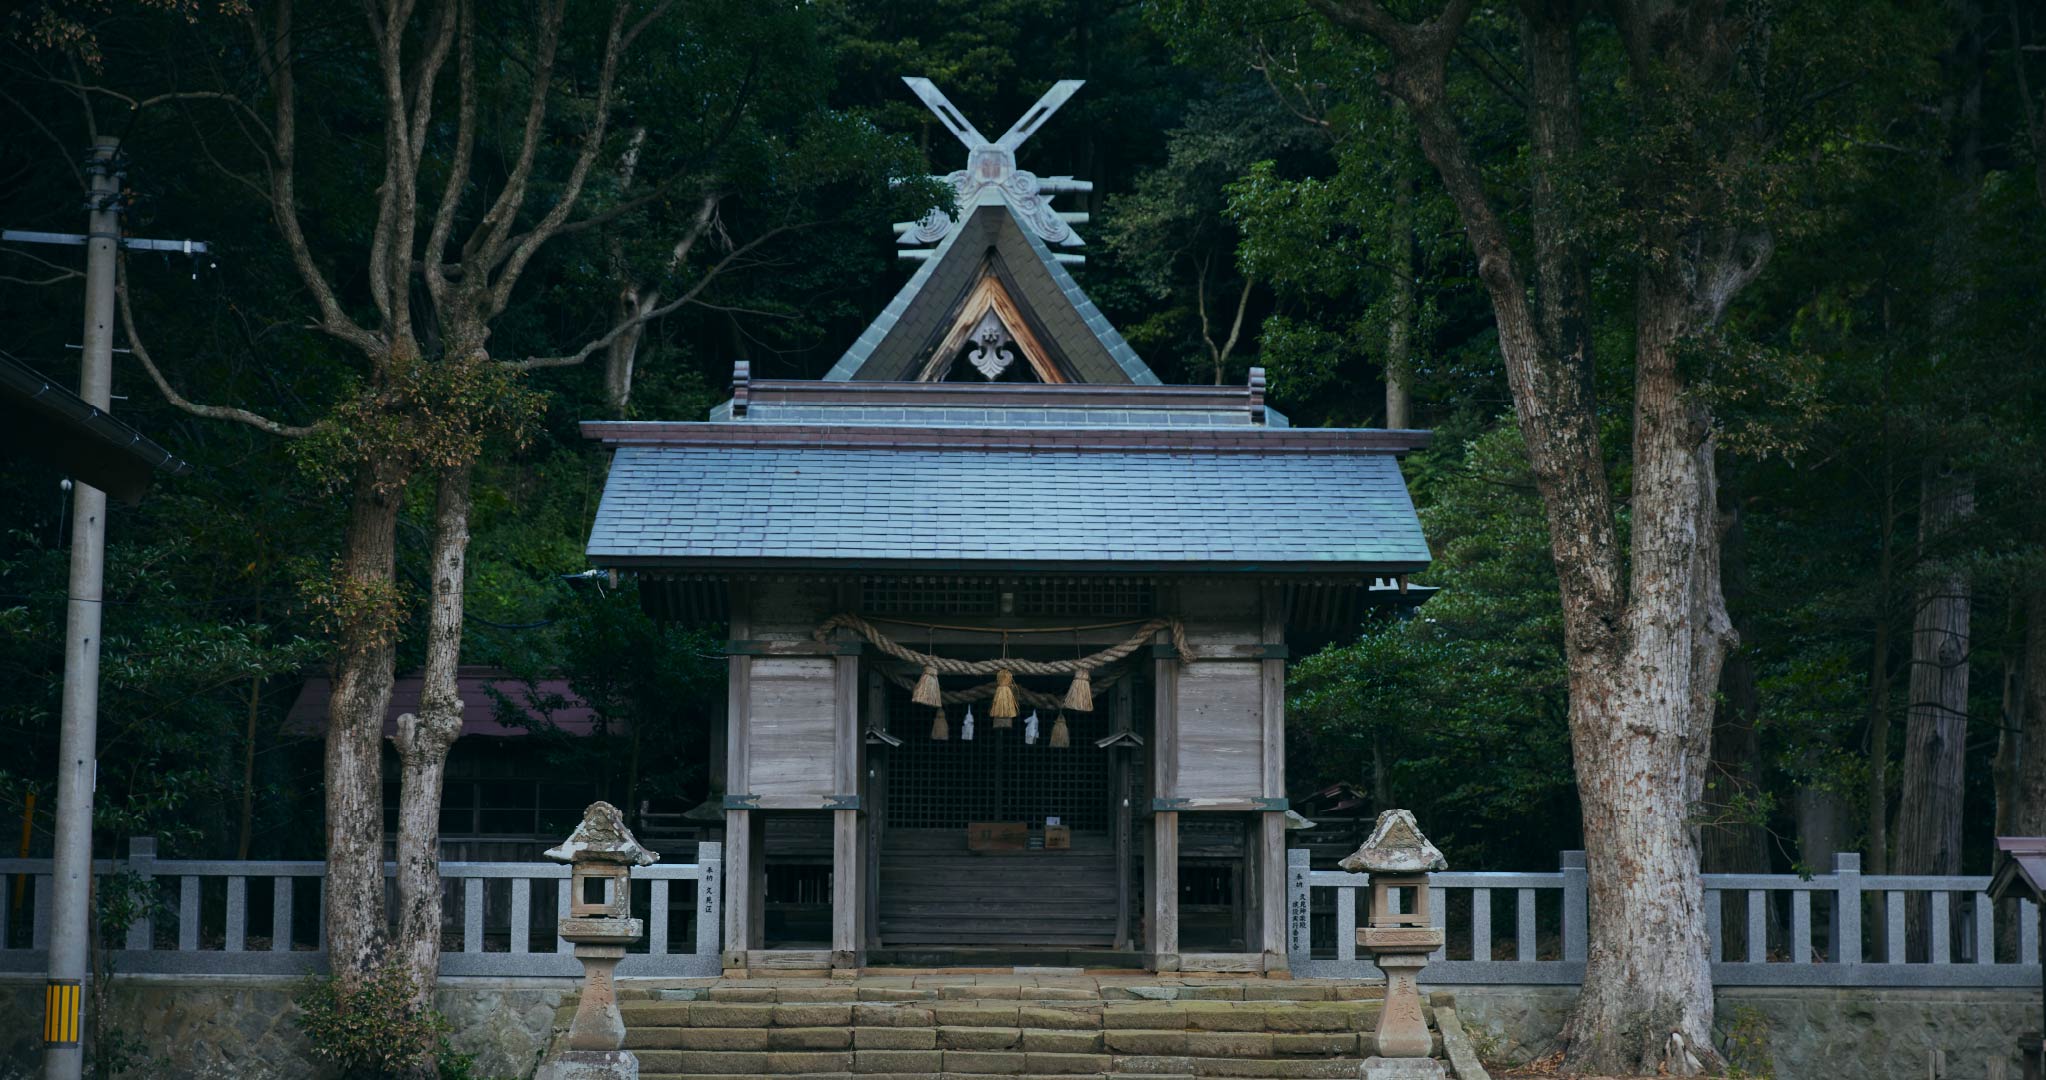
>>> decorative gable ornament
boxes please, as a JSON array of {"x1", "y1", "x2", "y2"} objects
[
  {"x1": 967, "y1": 310, "x2": 1016, "y2": 380},
  {"x1": 895, "y1": 77, "x2": 1093, "y2": 264}
]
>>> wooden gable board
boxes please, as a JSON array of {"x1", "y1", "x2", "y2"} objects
[
  {"x1": 1174, "y1": 660, "x2": 1265, "y2": 800},
  {"x1": 746, "y1": 657, "x2": 837, "y2": 797}
]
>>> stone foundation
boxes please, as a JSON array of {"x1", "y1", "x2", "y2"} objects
[
  {"x1": 1450, "y1": 984, "x2": 2044, "y2": 1079},
  {"x1": 0, "y1": 975, "x2": 572, "y2": 1079}
]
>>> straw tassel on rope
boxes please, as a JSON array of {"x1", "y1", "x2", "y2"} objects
[
  {"x1": 930, "y1": 704, "x2": 949, "y2": 741},
  {"x1": 911, "y1": 664, "x2": 942, "y2": 707},
  {"x1": 990, "y1": 668, "x2": 1018, "y2": 722},
  {"x1": 1049, "y1": 710, "x2": 1070, "y2": 749},
  {"x1": 1063, "y1": 666, "x2": 1093, "y2": 712}
]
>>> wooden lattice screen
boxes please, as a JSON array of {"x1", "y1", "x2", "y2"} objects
[
  {"x1": 859, "y1": 580, "x2": 1156, "y2": 620},
  {"x1": 882, "y1": 682, "x2": 1112, "y2": 831}
]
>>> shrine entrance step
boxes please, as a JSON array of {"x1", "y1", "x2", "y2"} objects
[{"x1": 591, "y1": 975, "x2": 1465, "y2": 1080}]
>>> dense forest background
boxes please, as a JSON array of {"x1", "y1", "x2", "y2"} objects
[{"x1": 3, "y1": 0, "x2": 2044, "y2": 881}]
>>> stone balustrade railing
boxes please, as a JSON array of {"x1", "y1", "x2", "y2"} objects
[
  {"x1": 1287, "y1": 849, "x2": 2043, "y2": 988},
  {"x1": 0, "y1": 837, "x2": 720, "y2": 978},
  {"x1": 4, "y1": 840, "x2": 2036, "y2": 988}
]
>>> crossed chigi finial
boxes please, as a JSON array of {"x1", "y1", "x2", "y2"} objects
[{"x1": 893, "y1": 77, "x2": 1093, "y2": 263}]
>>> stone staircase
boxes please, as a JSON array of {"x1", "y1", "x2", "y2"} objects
[{"x1": 583, "y1": 975, "x2": 1452, "y2": 1079}]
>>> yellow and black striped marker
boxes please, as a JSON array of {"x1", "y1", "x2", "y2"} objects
[{"x1": 44, "y1": 979, "x2": 81, "y2": 1046}]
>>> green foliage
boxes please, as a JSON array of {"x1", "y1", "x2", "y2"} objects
[
  {"x1": 1290, "y1": 423, "x2": 1577, "y2": 865},
  {"x1": 293, "y1": 962, "x2": 454, "y2": 1079},
  {"x1": 87, "y1": 870, "x2": 171, "y2": 1079}
]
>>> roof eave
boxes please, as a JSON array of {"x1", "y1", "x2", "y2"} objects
[
  {"x1": 1, "y1": 356, "x2": 193, "y2": 503},
  {"x1": 585, "y1": 555, "x2": 1431, "y2": 576},
  {"x1": 578, "y1": 419, "x2": 1433, "y2": 455}
]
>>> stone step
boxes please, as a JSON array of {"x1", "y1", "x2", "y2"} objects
[
  {"x1": 607, "y1": 999, "x2": 1387, "y2": 1031},
  {"x1": 621, "y1": 1025, "x2": 1380, "y2": 1056},
  {"x1": 630, "y1": 1048, "x2": 1378, "y2": 1076}
]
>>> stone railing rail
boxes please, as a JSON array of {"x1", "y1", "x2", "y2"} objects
[
  {"x1": 5, "y1": 841, "x2": 2036, "y2": 987},
  {"x1": 0, "y1": 837, "x2": 720, "y2": 979},
  {"x1": 1286, "y1": 849, "x2": 2042, "y2": 988}
]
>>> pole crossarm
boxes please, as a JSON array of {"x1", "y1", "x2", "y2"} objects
[{"x1": 3, "y1": 229, "x2": 209, "y2": 254}]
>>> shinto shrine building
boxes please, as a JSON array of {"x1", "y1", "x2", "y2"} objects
[{"x1": 581, "y1": 78, "x2": 1431, "y2": 973}]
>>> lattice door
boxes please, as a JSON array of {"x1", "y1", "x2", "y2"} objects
[{"x1": 882, "y1": 682, "x2": 1111, "y2": 830}]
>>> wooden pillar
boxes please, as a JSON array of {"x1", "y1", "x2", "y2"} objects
[
  {"x1": 1149, "y1": 608, "x2": 1181, "y2": 969},
  {"x1": 1150, "y1": 811, "x2": 1180, "y2": 967},
  {"x1": 1257, "y1": 584, "x2": 1290, "y2": 968},
  {"x1": 722, "y1": 809, "x2": 753, "y2": 964},
  {"x1": 863, "y1": 671, "x2": 887, "y2": 951},
  {"x1": 1112, "y1": 678, "x2": 1134, "y2": 950},
  {"x1": 831, "y1": 629, "x2": 861, "y2": 969},
  {"x1": 723, "y1": 583, "x2": 754, "y2": 966}
]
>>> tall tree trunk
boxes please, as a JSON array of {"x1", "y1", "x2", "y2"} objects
[
  {"x1": 1895, "y1": 465, "x2": 1973, "y2": 960},
  {"x1": 1895, "y1": 0, "x2": 1983, "y2": 886},
  {"x1": 393, "y1": 466, "x2": 472, "y2": 1012},
  {"x1": 605, "y1": 287, "x2": 658, "y2": 412},
  {"x1": 1993, "y1": 607, "x2": 2021, "y2": 842},
  {"x1": 1385, "y1": 176, "x2": 1415, "y2": 430},
  {"x1": 1996, "y1": 586, "x2": 2046, "y2": 961},
  {"x1": 238, "y1": 673, "x2": 262, "y2": 861},
  {"x1": 2012, "y1": 587, "x2": 2046, "y2": 837},
  {"x1": 1304, "y1": 1, "x2": 1763, "y2": 1068},
  {"x1": 1561, "y1": 274, "x2": 1732, "y2": 1078},
  {"x1": 1702, "y1": 649, "x2": 1768, "y2": 871},
  {"x1": 325, "y1": 465, "x2": 406, "y2": 986},
  {"x1": 1867, "y1": 451, "x2": 1899, "y2": 873},
  {"x1": 1794, "y1": 780, "x2": 1846, "y2": 874}
]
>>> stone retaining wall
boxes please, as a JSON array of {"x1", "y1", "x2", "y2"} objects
[
  {"x1": 2, "y1": 977, "x2": 2037, "y2": 1079},
  {"x1": 1451, "y1": 985, "x2": 2043, "y2": 1079},
  {"x1": 0, "y1": 975, "x2": 571, "y2": 1079}
]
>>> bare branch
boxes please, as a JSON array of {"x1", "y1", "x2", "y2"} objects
[
  {"x1": 1219, "y1": 274, "x2": 1255, "y2": 371},
  {"x1": 485, "y1": 1, "x2": 660, "y2": 317},
  {"x1": 507, "y1": 223, "x2": 800, "y2": 372},
  {"x1": 51, "y1": 80, "x2": 277, "y2": 142},
  {"x1": 2, "y1": 245, "x2": 87, "y2": 279},
  {"x1": 425, "y1": 0, "x2": 477, "y2": 301},
  {"x1": 118, "y1": 257, "x2": 314, "y2": 438},
  {"x1": 464, "y1": 0, "x2": 569, "y2": 268},
  {"x1": 248, "y1": 0, "x2": 383, "y2": 360},
  {"x1": 0, "y1": 85, "x2": 85, "y2": 189}
]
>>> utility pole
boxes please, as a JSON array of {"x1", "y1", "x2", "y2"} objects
[
  {"x1": 0, "y1": 137, "x2": 207, "y2": 1080},
  {"x1": 42, "y1": 133, "x2": 122, "y2": 1080}
]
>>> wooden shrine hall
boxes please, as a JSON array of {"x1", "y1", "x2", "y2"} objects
[{"x1": 581, "y1": 77, "x2": 1432, "y2": 973}]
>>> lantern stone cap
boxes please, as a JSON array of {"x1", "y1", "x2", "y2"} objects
[
  {"x1": 1339, "y1": 808, "x2": 1446, "y2": 874},
  {"x1": 545, "y1": 801, "x2": 659, "y2": 867}
]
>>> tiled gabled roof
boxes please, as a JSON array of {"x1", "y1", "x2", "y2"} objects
[{"x1": 584, "y1": 423, "x2": 1430, "y2": 572}]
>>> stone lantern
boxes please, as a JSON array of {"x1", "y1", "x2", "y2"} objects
[
  {"x1": 1340, "y1": 808, "x2": 1448, "y2": 1079},
  {"x1": 536, "y1": 801, "x2": 658, "y2": 1080}
]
